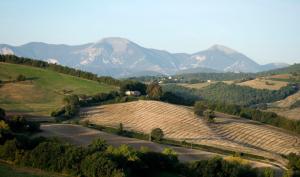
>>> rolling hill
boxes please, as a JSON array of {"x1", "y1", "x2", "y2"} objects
[
  {"x1": 81, "y1": 100, "x2": 300, "y2": 165},
  {"x1": 0, "y1": 62, "x2": 116, "y2": 116}
]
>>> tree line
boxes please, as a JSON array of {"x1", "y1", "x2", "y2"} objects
[
  {"x1": 163, "y1": 82, "x2": 298, "y2": 106},
  {"x1": 0, "y1": 54, "x2": 121, "y2": 86},
  {"x1": 193, "y1": 100, "x2": 300, "y2": 135}
]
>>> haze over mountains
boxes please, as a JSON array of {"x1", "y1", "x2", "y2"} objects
[{"x1": 0, "y1": 37, "x2": 289, "y2": 77}]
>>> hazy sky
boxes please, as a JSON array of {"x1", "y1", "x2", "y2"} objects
[{"x1": 0, "y1": 0, "x2": 299, "y2": 64}]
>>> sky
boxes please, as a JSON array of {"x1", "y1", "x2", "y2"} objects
[{"x1": 0, "y1": 0, "x2": 299, "y2": 64}]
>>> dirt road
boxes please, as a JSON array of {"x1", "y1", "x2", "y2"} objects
[{"x1": 38, "y1": 124, "x2": 283, "y2": 176}]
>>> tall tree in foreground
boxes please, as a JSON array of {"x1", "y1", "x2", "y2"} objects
[{"x1": 147, "y1": 82, "x2": 163, "y2": 100}]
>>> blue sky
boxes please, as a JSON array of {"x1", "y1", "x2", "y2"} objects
[{"x1": 0, "y1": 0, "x2": 299, "y2": 64}]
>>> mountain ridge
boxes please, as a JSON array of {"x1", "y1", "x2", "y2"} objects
[{"x1": 0, "y1": 37, "x2": 289, "y2": 77}]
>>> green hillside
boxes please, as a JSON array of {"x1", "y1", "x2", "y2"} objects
[{"x1": 0, "y1": 62, "x2": 117, "y2": 116}]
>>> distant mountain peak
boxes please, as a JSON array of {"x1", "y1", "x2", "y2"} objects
[
  {"x1": 0, "y1": 38, "x2": 290, "y2": 77},
  {"x1": 208, "y1": 44, "x2": 237, "y2": 54},
  {"x1": 96, "y1": 37, "x2": 131, "y2": 44}
]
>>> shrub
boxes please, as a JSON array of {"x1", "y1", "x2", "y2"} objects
[
  {"x1": 88, "y1": 138, "x2": 108, "y2": 153},
  {"x1": 26, "y1": 121, "x2": 40, "y2": 132},
  {"x1": 151, "y1": 128, "x2": 164, "y2": 141},
  {"x1": 8, "y1": 115, "x2": 27, "y2": 132},
  {"x1": 16, "y1": 74, "x2": 26, "y2": 81},
  {"x1": 261, "y1": 167, "x2": 274, "y2": 177},
  {"x1": 28, "y1": 141, "x2": 67, "y2": 171},
  {"x1": 117, "y1": 123, "x2": 124, "y2": 135},
  {"x1": 81, "y1": 152, "x2": 125, "y2": 177},
  {"x1": 0, "y1": 108, "x2": 5, "y2": 120},
  {"x1": 194, "y1": 101, "x2": 207, "y2": 116},
  {"x1": 0, "y1": 139, "x2": 18, "y2": 161},
  {"x1": 204, "y1": 109, "x2": 216, "y2": 123},
  {"x1": 188, "y1": 157, "x2": 257, "y2": 177},
  {"x1": 62, "y1": 146, "x2": 87, "y2": 175}
]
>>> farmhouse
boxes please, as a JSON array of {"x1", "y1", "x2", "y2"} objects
[{"x1": 125, "y1": 90, "x2": 141, "y2": 96}]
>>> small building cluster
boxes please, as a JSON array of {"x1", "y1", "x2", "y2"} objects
[{"x1": 125, "y1": 90, "x2": 141, "y2": 96}]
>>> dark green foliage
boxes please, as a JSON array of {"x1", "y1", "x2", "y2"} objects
[
  {"x1": 87, "y1": 138, "x2": 108, "y2": 153},
  {"x1": 187, "y1": 157, "x2": 257, "y2": 177},
  {"x1": 0, "y1": 139, "x2": 18, "y2": 161},
  {"x1": 28, "y1": 141, "x2": 68, "y2": 171},
  {"x1": 286, "y1": 153, "x2": 300, "y2": 177},
  {"x1": 204, "y1": 109, "x2": 216, "y2": 122},
  {"x1": 151, "y1": 128, "x2": 164, "y2": 141},
  {"x1": 163, "y1": 82, "x2": 298, "y2": 106},
  {"x1": 287, "y1": 153, "x2": 300, "y2": 171},
  {"x1": 160, "y1": 91, "x2": 194, "y2": 105},
  {"x1": 260, "y1": 63, "x2": 300, "y2": 76},
  {"x1": 16, "y1": 74, "x2": 26, "y2": 81},
  {"x1": 62, "y1": 146, "x2": 87, "y2": 175},
  {"x1": 195, "y1": 100, "x2": 300, "y2": 134},
  {"x1": 261, "y1": 167, "x2": 274, "y2": 177},
  {"x1": 178, "y1": 73, "x2": 256, "y2": 83},
  {"x1": 120, "y1": 80, "x2": 146, "y2": 95},
  {"x1": 132, "y1": 73, "x2": 256, "y2": 83},
  {"x1": 199, "y1": 82, "x2": 298, "y2": 106},
  {"x1": 79, "y1": 91, "x2": 120, "y2": 107},
  {"x1": 81, "y1": 152, "x2": 125, "y2": 177},
  {"x1": 63, "y1": 94, "x2": 80, "y2": 106},
  {"x1": 7, "y1": 116, "x2": 26, "y2": 132},
  {"x1": 0, "y1": 54, "x2": 121, "y2": 86},
  {"x1": 0, "y1": 108, "x2": 6, "y2": 120},
  {"x1": 0, "y1": 134, "x2": 259, "y2": 177},
  {"x1": 138, "y1": 151, "x2": 179, "y2": 173},
  {"x1": 117, "y1": 123, "x2": 124, "y2": 135},
  {"x1": 194, "y1": 101, "x2": 208, "y2": 116},
  {"x1": 50, "y1": 107, "x2": 65, "y2": 117},
  {"x1": 7, "y1": 116, "x2": 40, "y2": 133},
  {"x1": 52, "y1": 95, "x2": 80, "y2": 119}
]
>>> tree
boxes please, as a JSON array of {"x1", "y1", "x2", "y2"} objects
[
  {"x1": 63, "y1": 95, "x2": 80, "y2": 106},
  {"x1": 194, "y1": 101, "x2": 207, "y2": 116},
  {"x1": 147, "y1": 82, "x2": 162, "y2": 100},
  {"x1": 0, "y1": 120, "x2": 10, "y2": 140},
  {"x1": 204, "y1": 109, "x2": 216, "y2": 123},
  {"x1": 88, "y1": 138, "x2": 108, "y2": 153},
  {"x1": 262, "y1": 167, "x2": 274, "y2": 177},
  {"x1": 81, "y1": 152, "x2": 125, "y2": 177},
  {"x1": 117, "y1": 123, "x2": 123, "y2": 135},
  {"x1": 151, "y1": 128, "x2": 164, "y2": 141},
  {"x1": 16, "y1": 74, "x2": 26, "y2": 81},
  {"x1": 0, "y1": 108, "x2": 5, "y2": 120}
]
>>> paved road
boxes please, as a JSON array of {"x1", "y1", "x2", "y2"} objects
[{"x1": 38, "y1": 124, "x2": 283, "y2": 175}]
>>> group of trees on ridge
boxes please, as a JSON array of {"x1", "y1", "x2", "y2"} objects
[
  {"x1": 163, "y1": 82, "x2": 298, "y2": 106},
  {"x1": 193, "y1": 100, "x2": 300, "y2": 135}
]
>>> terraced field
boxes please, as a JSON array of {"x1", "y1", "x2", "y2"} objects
[
  {"x1": 236, "y1": 78, "x2": 288, "y2": 90},
  {"x1": 267, "y1": 90, "x2": 300, "y2": 120},
  {"x1": 81, "y1": 100, "x2": 300, "y2": 165}
]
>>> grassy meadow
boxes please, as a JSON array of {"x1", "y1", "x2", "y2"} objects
[{"x1": 0, "y1": 62, "x2": 117, "y2": 116}]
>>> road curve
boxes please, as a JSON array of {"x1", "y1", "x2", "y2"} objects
[{"x1": 37, "y1": 124, "x2": 283, "y2": 176}]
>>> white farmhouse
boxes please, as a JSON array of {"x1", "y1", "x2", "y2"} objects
[{"x1": 125, "y1": 90, "x2": 141, "y2": 96}]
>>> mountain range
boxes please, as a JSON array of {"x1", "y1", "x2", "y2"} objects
[{"x1": 0, "y1": 37, "x2": 289, "y2": 77}]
